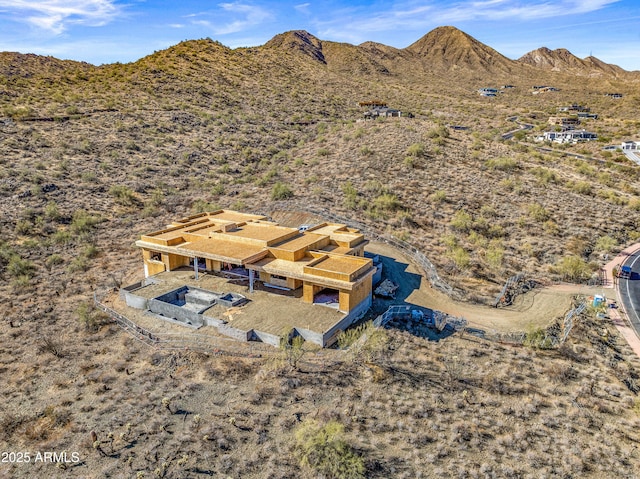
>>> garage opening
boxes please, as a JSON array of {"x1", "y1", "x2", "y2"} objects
[{"x1": 314, "y1": 288, "x2": 339, "y2": 309}]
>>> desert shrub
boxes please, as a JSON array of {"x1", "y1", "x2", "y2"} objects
[
  {"x1": 342, "y1": 181, "x2": 359, "y2": 209},
  {"x1": 569, "y1": 180, "x2": 593, "y2": 195},
  {"x1": 449, "y1": 247, "x2": 470, "y2": 270},
  {"x1": 359, "y1": 146, "x2": 373, "y2": 156},
  {"x1": 51, "y1": 229, "x2": 72, "y2": 245},
  {"x1": 67, "y1": 256, "x2": 89, "y2": 273},
  {"x1": 7, "y1": 256, "x2": 35, "y2": 279},
  {"x1": 279, "y1": 330, "x2": 305, "y2": 370},
  {"x1": 485, "y1": 242, "x2": 505, "y2": 269},
  {"x1": 554, "y1": 255, "x2": 593, "y2": 282},
  {"x1": 594, "y1": 235, "x2": 618, "y2": 253},
  {"x1": 109, "y1": 185, "x2": 137, "y2": 206},
  {"x1": 44, "y1": 201, "x2": 61, "y2": 221},
  {"x1": 527, "y1": 203, "x2": 550, "y2": 222},
  {"x1": 70, "y1": 210, "x2": 101, "y2": 235},
  {"x1": 406, "y1": 142, "x2": 426, "y2": 157},
  {"x1": 524, "y1": 328, "x2": 553, "y2": 349},
  {"x1": 373, "y1": 193, "x2": 400, "y2": 212},
  {"x1": 14, "y1": 220, "x2": 32, "y2": 235},
  {"x1": 45, "y1": 254, "x2": 64, "y2": 270},
  {"x1": 191, "y1": 200, "x2": 218, "y2": 213},
  {"x1": 486, "y1": 157, "x2": 518, "y2": 171},
  {"x1": 430, "y1": 190, "x2": 447, "y2": 203},
  {"x1": 76, "y1": 302, "x2": 107, "y2": 332},
  {"x1": 294, "y1": 419, "x2": 365, "y2": 479},
  {"x1": 531, "y1": 167, "x2": 559, "y2": 184},
  {"x1": 271, "y1": 182, "x2": 293, "y2": 200},
  {"x1": 450, "y1": 210, "x2": 472, "y2": 232}
]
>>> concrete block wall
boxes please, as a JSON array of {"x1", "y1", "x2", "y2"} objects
[
  {"x1": 218, "y1": 323, "x2": 251, "y2": 342},
  {"x1": 148, "y1": 298, "x2": 204, "y2": 327},
  {"x1": 122, "y1": 290, "x2": 149, "y2": 310},
  {"x1": 322, "y1": 295, "x2": 372, "y2": 347},
  {"x1": 252, "y1": 329, "x2": 282, "y2": 347},
  {"x1": 295, "y1": 327, "x2": 324, "y2": 346}
]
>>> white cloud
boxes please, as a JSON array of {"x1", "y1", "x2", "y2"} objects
[
  {"x1": 315, "y1": 0, "x2": 621, "y2": 39},
  {"x1": 294, "y1": 2, "x2": 311, "y2": 14},
  {"x1": 210, "y1": 2, "x2": 274, "y2": 35},
  {"x1": 0, "y1": 0, "x2": 121, "y2": 34}
]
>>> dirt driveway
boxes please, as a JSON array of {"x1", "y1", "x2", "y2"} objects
[{"x1": 367, "y1": 242, "x2": 607, "y2": 333}]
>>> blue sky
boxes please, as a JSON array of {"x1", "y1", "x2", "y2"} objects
[{"x1": 0, "y1": 0, "x2": 638, "y2": 70}]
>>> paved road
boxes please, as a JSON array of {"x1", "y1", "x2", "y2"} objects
[
  {"x1": 618, "y1": 249, "x2": 640, "y2": 340},
  {"x1": 622, "y1": 149, "x2": 640, "y2": 166},
  {"x1": 501, "y1": 116, "x2": 534, "y2": 140}
]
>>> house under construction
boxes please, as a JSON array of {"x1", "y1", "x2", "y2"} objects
[{"x1": 125, "y1": 210, "x2": 377, "y2": 346}]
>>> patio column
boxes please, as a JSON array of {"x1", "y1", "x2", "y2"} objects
[
  {"x1": 194, "y1": 256, "x2": 199, "y2": 280},
  {"x1": 249, "y1": 269, "x2": 255, "y2": 293}
]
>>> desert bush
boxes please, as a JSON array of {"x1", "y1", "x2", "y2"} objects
[
  {"x1": 449, "y1": 247, "x2": 470, "y2": 270},
  {"x1": 44, "y1": 201, "x2": 61, "y2": 221},
  {"x1": 373, "y1": 193, "x2": 400, "y2": 212},
  {"x1": 7, "y1": 256, "x2": 35, "y2": 279},
  {"x1": 450, "y1": 210, "x2": 472, "y2": 232},
  {"x1": 342, "y1": 181, "x2": 359, "y2": 209},
  {"x1": 554, "y1": 255, "x2": 593, "y2": 282},
  {"x1": 527, "y1": 203, "x2": 550, "y2": 222},
  {"x1": 594, "y1": 235, "x2": 618, "y2": 253},
  {"x1": 485, "y1": 242, "x2": 505, "y2": 269},
  {"x1": 294, "y1": 419, "x2": 365, "y2": 479},
  {"x1": 109, "y1": 185, "x2": 137, "y2": 206},
  {"x1": 271, "y1": 182, "x2": 293, "y2": 200},
  {"x1": 191, "y1": 199, "x2": 218, "y2": 213},
  {"x1": 406, "y1": 142, "x2": 426, "y2": 157},
  {"x1": 359, "y1": 146, "x2": 373, "y2": 156},
  {"x1": 486, "y1": 157, "x2": 518, "y2": 171},
  {"x1": 70, "y1": 210, "x2": 101, "y2": 235},
  {"x1": 531, "y1": 167, "x2": 559, "y2": 184},
  {"x1": 279, "y1": 330, "x2": 305, "y2": 370},
  {"x1": 45, "y1": 254, "x2": 64, "y2": 270},
  {"x1": 569, "y1": 180, "x2": 593, "y2": 195},
  {"x1": 524, "y1": 328, "x2": 553, "y2": 349},
  {"x1": 430, "y1": 190, "x2": 447, "y2": 203}
]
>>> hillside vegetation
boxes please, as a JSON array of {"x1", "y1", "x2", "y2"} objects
[{"x1": 1, "y1": 26, "x2": 640, "y2": 478}]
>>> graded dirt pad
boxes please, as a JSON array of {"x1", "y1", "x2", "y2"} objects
[{"x1": 367, "y1": 241, "x2": 606, "y2": 333}]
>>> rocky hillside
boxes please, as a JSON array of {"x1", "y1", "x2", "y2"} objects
[
  {"x1": 519, "y1": 47, "x2": 628, "y2": 78},
  {"x1": 1, "y1": 25, "x2": 640, "y2": 479}
]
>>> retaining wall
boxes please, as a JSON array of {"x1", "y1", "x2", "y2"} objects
[{"x1": 148, "y1": 298, "x2": 204, "y2": 327}]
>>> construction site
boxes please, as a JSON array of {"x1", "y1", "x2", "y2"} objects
[{"x1": 120, "y1": 210, "x2": 377, "y2": 347}]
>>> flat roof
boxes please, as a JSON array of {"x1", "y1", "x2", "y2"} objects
[
  {"x1": 271, "y1": 233, "x2": 326, "y2": 252},
  {"x1": 309, "y1": 224, "x2": 365, "y2": 245},
  {"x1": 178, "y1": 238, "x2": 267, "y2": 264},
  {"x1": 221, "y1": 222, "x2": 298, "y2": 243},
  {"x1": 308, "y1": 255, "x2": 368, "y2": 276}
]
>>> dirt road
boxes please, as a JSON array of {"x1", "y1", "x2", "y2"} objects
[{"x1": 368, "y1": 242, "x2": 606, "y2": 333}]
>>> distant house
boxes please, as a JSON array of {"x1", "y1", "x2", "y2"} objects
[
  {"x1": 478, "y1": 88, "x2": 498, "y2": 96},
  {"x1": 548, "y1": 116, "x2": 581, "y2": 127},
  {"x1": 621, "y1": 141, "x2": 640, "y2": 150},
  {"x1": 605, "y1": 93, "x2": 623, "y2": 99},
  {"x1": 501, "y1": 85, "x2": 515, "y2": 89},
  {"x1": 558, "y1": 104, "x2": 589, "y2": 112},
  {"x1": 538, "y1": 129, "x2": 598, "y2": 144},
  {"x1": 359, "y1": 100, "x2": 387, "y2": 108},
  {"x1": 576, "y1": 112, "x2": 598, "y2": 120},
  {"x1": 364, "y1": 106, "x2": 402, "y2": 119},
  {"x1": 532, "y1": 86, "x2": 558, "y2": 94}
]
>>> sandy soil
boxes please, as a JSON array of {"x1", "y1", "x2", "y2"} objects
[{"x1": 367, "y1": 241, "x2": 607, "y2": 333}]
